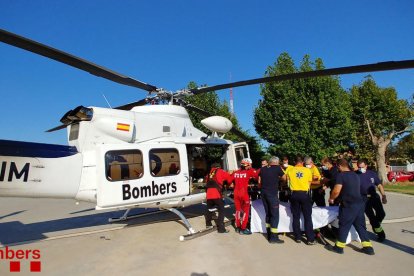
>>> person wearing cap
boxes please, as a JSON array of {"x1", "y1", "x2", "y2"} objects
[
  {"x1": 286, "y1": 156, "x2": 315, "y2": 245},
  {"x1": 258, "y1": 156, "x2": 285, "y2": 243},
  {"x1": 356, "y1": 158, "x2": 387, "y2": 242},
  {"x1": 204, "y1": 162, "x2": 232, "y2": 233},
  {"x1": 327, "y1": 159, "x2": 375, "y2": 255},
  {"x1": 229, "y1": 157, "x2": 258, "y2": 235}
]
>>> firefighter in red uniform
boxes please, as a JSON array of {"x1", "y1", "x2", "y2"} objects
[
  {"x1": 204, "y1": 163, "x2": 231, "y2": 233},
  {"x1": 229, "y1": 158, "x2": 258, "y2": 235}
]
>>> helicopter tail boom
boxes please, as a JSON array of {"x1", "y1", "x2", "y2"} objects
[{"x1": 0, "y1": 140, "x2": 82, "y2": 199}]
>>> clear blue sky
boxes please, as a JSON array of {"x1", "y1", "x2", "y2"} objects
[{"x1": 1, "y1": 0, "x2": 413, "y2": 145}]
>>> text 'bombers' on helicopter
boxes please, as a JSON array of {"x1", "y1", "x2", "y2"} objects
[{"x1": 0, "y1": 28, "x2": 413, "y2": 238}]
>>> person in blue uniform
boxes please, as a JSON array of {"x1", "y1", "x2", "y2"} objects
[
  {"x1": 357, "y1": 159, "x2": 387, "y2": 241},
  {"x1": 327, "y1": 159, "x2": 375, "y2": 255},
  {"x1": 258, "y1": 156, "x2": 285, "y2": 244}
]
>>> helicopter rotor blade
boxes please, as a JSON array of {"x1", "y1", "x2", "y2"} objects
[
  {"x1": 45, "y1": 124, "x2": 68, "y2": 133},
  {"x1": 0, "y1": 29, "x2": 158, "y2": 92},
  {"x1": 114, "y1": 98, "x2": 150, "y2": 110},
  {"x1": 190, "y1": 60, "x2": 414, "y2": 95}
]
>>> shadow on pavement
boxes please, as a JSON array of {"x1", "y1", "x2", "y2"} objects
[
  {"x1": 368, "y1": 232, "x2": 414, "y2": 255},
  {"x1": 0, "y1": 204, "x2": 212, "y2": 246},
  {"x1": 0, "y1": 210, "x2": 26, "y2": 220}
]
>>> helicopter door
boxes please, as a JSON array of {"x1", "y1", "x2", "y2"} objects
[
  {"x1": 226, "y1": 142, "x2": 250, "y2": 171},
  {"x1": 96, "y1": 144, "x2": 189, "y2": 209}
]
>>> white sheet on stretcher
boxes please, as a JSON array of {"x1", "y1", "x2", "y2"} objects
[{"x1": 250, "y1": 199, "x2": 361, "y2": 243}]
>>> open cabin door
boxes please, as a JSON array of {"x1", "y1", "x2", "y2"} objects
[
  {"x1": 96, "y1": 143, "x2": 189, "y2": 209},
  {"x1": 225, "y1": 142, "x2": 250, "y2": 171}
]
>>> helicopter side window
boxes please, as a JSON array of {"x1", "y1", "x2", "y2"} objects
[
  {"x1": 105, "y1": 150, "x2": 143, "y2": 181},
  {"x1": 235, "y1": 147, "x2": 248, "y2": 166},
  {"x1": 149, "y1": 148, "x2": 180, "y2": 177}
]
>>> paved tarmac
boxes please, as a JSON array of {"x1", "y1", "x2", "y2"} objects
[{"x1": 0, "y1": 192, "x2": 413, "y2": 275}]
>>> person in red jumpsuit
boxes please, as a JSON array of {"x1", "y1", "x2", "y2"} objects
[
  {"x1": 229, "y1": 158, "x2": 258, "y2": 235},
  {"x1": 205, "y1": 163, "x2": 232, "y2": 233}
]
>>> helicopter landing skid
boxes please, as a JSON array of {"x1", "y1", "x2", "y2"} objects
[
  {"x1": 179, "y1": 219, "x2": 233, "y2": 241},
  {"x1": 108, "y1": 208, "x2": 169, "y2": 223},
  {"x1": 165, "y1": 207, "x2": 196, "y2": 235},
  {"x1": 108, "y1": 207, "x2": 197, "y2": 237}
]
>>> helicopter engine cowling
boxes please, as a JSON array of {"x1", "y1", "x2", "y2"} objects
[{"x1": 93, "y1": 117, "x2": 135, "y2": 143}]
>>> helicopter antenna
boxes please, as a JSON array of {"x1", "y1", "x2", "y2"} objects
[
  {"x1": 229, "y1": 72, "x2": 234, "y2": 117},
  {"x1": 102, "y1": 94, "x2": 112, "y2": 108}
]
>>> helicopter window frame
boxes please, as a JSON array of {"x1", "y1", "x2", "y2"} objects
[
  {"x1": 149, "y1": 148, "x2": 181, "y2": 177},
  {"x1": 105, "y1": 150, "x2": 144, "y2": 182}
]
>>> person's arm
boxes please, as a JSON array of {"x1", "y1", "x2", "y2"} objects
[
  {"x1": 373, "y1": 172, "x2": 387, "y2": 204},
  {"x1": 258, "y1": 176, "x2": 262, "y2": 189},
  {"x1": 328, "y1": 184, "x2": 342, "y2": 204},
  {"x1": 228, "y1": 173, "x2": 235, "y2": 188},
  {"x1": 377, "y1": 184, "x2": 387, "y2": 204}
]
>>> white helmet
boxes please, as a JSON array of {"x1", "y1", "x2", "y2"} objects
[{"x1": 241, "y1": 158, "x2": 252, "y2": 165}]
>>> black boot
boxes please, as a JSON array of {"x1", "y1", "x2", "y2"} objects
[
  {"x1": 362, "y1": 246, "x2": 375, "y2": 255},
  {"x1": 377, "y1": 230, "x2": 386, "y2": 242},
  {"x1": 269, "y1": 233, "x2": 284, "y2": 244}
]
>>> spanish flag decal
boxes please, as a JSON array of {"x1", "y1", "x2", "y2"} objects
[{"x1": 117, "y1": 123, "x2": 130, "y2": 132}]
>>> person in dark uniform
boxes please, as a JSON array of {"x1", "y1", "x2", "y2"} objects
[
  {"x1": 357, "y1": 159, "x2": 387, "y2": 241},
  {"x1": 321, "y1": 157, "x2": 339, "y2": 206},
  {"x1": 258, "y1": 156, "x2": 285, "y2": 244},
  {"x1": 327, "y1": 159, "x2": 375, "y2": 255},
  {"x1": 204, "y1": 163, "x2": 231, "y2": 233}
]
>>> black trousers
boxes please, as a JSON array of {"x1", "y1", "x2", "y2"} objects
[
  {"x1": 261, "y1": 192, "x2": 280, "y2": 231},
  {"x1": 338, "y1": 202, "x2": 370, "y2": 245},
  {"x1": 311, "y1": 187, "x2": 326, "y2": 207},
  {"x1": 290, "y1": 191, "x2": 315, "y2": 241},
  {"x1": 363, "y1": 194, "x2": 386, "y2": 232},
  {"x1": 204, "y1": 198, "x2": 225, "y2": 232}
]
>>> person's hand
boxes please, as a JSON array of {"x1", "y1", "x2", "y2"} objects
[
  {"x1": 328, "y1": 198, "x2": 334, "y2": 204},
  {"x1": 382, "y1": 195, "x2": 387, "y2": 204},
  {"x1": 320, "y1": 177, "x2": 328, "y2": 185}
]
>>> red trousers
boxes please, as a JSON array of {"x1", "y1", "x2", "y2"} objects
[{"x1": 234, "y1": 192, "x2": 250, "y2": 230}]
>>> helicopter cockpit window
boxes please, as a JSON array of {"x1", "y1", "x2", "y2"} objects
[
  {"x1": 149, "y1": 149, "x2": 180, "y2": 177},
  {"x1": 105, "y1": 150, "x2": 143, "y2": 181}
]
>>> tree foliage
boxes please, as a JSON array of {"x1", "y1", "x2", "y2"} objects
[
  {"x1": 350, "y1": 77, "x2": 413, "y2": 181},
  {"x1": 254, "y1": 53, "x2": 353, "y2": 161},
  {"x1": 388, "y1": 133, "x2": 414, "y2": 163}
]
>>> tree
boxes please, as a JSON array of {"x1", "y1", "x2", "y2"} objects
[
  {"x1": 388, "y1": 133, "x2": 414, "y2": 163},
  {"x1": 184, "y1": 82, "x2": 265, "y2": 165},
  {"x1": 254, "y1": 53, "x2": 353, "y2": 162},
  {"x1": 350, "y1": 77, "x2": 413, "y2": 182}
]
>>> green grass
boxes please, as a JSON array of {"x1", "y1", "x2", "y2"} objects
[{"x1": 384, "y1": 182, "x2": 414, "y2": 195}]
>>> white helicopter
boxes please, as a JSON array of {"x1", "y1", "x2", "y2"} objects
[{"x1": 1, "y1": 29, "x2": 413, "y2": 237}]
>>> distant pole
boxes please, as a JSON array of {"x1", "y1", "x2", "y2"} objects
[{"x1": 229, "y1": 72, "x2": 234, "y2": 117}]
